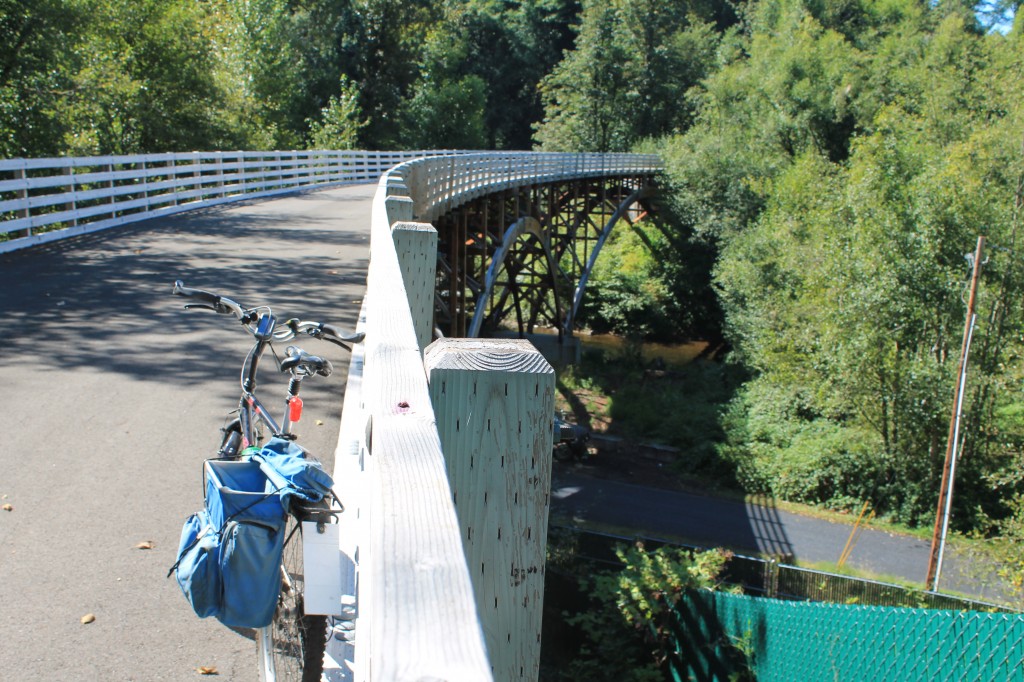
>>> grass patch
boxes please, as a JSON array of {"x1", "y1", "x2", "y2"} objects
[{"x1": 556, "y1": 344, "x2": 746, "y2": 484}]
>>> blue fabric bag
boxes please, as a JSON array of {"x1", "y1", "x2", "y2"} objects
[
  {"x1": 252, "y1": 437, "x2": 334, "y2": 508},
  {"x1": 171, "y1": 459, "x2": 287, "y2": 628},
  {"x1": 173, "y1": 510, "x2": 221, "y2": 619},
  {"x1": 216, "y1": 516, "x2": 285, "y2": 627}
]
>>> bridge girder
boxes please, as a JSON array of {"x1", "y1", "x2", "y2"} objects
[{"x1": 433, "y1": 174, "x2": 658, "y2": 339}]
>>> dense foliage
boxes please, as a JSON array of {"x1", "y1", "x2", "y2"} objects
[
  {"x1": 545, "y1": 538, "x2": 734, "y2": 682},
  {"x1": 543, "y1": 0, "x2": 1024, "y2": 569},
  {"x1": 661, "y1": 0, "x2": 1024, "y2": 536},
  {"x1": 0, "y1": 0, "x2": 577, "y2": 156}
]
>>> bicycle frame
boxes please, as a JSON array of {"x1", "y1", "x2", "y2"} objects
[
  {"x1": 239, "y1": 393, "x2": 283, "y2": 447},
  {"x1": 221, "y1": 312, "x2": 314, "y2": 455}
]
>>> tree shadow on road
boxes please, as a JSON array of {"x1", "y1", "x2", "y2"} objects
[{"x1": 0, "y1": 191, "x2": 371, "y2": 395}]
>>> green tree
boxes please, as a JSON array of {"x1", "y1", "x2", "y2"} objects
[
  {"x1": 394, "y1": 0, "x2": 575, "y2": 150},
  {"x1": 703, "y1": 11, "x2": 1024, "y2": 525},
  {"x1": 560, "y1": 543, "x2": 734, "y2": 682},
  {"x1": 1, "y1": 0, "x2": 244, "y2": 156},
  {"x1": 535, "y1": 0, "x2": 726, "y2": 152},
  {"x1": 401, "y1": 75, "x2": 488, "y2": 149},
  {"x1": 307, "y1": 76, "x2": 367, "y2": 149},
  {"x1": 215, "y1": 0, "x2": 308, "y2": 149},
  {"x1": 0, "y1": 0, "x2": 88, "y2": 156},
  {"x1": 343, "y1": 0, "x2": 439, "y2": 149}
]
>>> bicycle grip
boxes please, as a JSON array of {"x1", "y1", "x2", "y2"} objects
[
  {"x1": 173, "y1": 280, "x2": 218, "y2": 304},
  {"x1": 321, "y1": 323, "x2": 365, "y2": 344},
  {"x1": 172, "y1": 280, "x2": 246, "y2": 319}
]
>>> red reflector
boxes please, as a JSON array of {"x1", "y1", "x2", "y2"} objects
[{"x1": 289, "y1": 396, "x2": 303, "y2": 422}]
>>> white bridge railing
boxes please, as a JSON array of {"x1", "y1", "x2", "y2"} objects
[
  {"x1": 336, "y1": 152, "x2": 661, "y2": 681},
  {"x1": 0, "y1": 150, "x2": 442, "y2": 254}
]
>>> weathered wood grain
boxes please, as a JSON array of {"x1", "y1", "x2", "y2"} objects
[{"x1": 425, "y1": 339, "x2": 555, "y2": 682}]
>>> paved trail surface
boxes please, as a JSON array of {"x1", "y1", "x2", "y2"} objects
[
  {"x1": 0, "y1": 185, "x2": 373, "y2": 680},
  {"x1": 551, "y1": 468, "x2": 1008, "y2": 605}
]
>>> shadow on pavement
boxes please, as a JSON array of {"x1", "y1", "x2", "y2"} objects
[{"x1": 550, "y1": 470, "x2": 797, "y2": 562}]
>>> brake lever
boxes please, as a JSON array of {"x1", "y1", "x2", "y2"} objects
[
  {"x1": 324, "y1": 337, "x2": 353, "y2": 352},
  {"x1": 183, "y1": 303, "x2": 218, "y2": 313}
]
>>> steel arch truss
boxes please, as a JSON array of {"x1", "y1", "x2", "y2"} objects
[{"x1": 433, "y1": 175, "x2": 658, "y2": 339}]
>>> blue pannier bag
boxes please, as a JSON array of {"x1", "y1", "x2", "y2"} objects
[
  {"x1": 217, "y1": 516, "x2": 285, "y2": 627},
  {"x1": 173, "y1": 510, "x2": 220, "y2": 619},
  {"x1": 170, "y1": 459, "x2": 287, "y2": 628}
]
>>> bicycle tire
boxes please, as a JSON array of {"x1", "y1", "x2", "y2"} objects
[{"x1": 256, "y1": 515, "x2": 328, "y2": 682}]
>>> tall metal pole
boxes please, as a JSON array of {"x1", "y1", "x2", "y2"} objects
[{"x1": 925, "y1": 235, "x2": 985, "y2": 591}]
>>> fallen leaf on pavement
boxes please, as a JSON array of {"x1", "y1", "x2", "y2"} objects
[
  {"x1": 197, "y1": 666, "x2": 218, "y2": 675},
  {"x1": 315, "y1": 420, "x2": 324, "y2": 426},
  {"x1": 135, "y1": 541, "x2": 155, "y2": 550},
  {"x1": 81, "y1": 613, "x2": 95, "y2": 624},
  {"x1": 2, "y1": 504, "x2": 12, "y2": 511}
]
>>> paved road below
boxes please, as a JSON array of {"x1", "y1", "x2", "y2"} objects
[
  {"x1": 0, "y1": 184, "x2": 373, "y2": 680},
  {"x1": 551, "y1": 469, "x2": 1010, "y2": 605}
]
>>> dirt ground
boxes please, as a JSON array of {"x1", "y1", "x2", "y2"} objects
[{"x1": 553, "y1": 426, "x2": 696, "y2": 493}]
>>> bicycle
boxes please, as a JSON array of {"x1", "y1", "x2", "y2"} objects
[{"x1": 171, "y1": 280, "x2": 363, "y2": 682}]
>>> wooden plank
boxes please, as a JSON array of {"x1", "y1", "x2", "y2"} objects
[
  {"x1": 360, "y1": 180, "x2": 493, "y2": 682},
  {"x1": 424, "y1": 338, "x2": 554, "y2": 682}
]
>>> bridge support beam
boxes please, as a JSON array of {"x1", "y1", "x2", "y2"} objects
[
  {"x1": 424, "y1": 338, "x2": 554, "y2": 682},
  {"x1": 433, "y1": 175, "x2": 657, "y2": 338}
]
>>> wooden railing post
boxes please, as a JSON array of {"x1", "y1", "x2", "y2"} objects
[
  {"x1": 424, "y1": 338, "x2": 554, "y2": 682},
  {"x1": 192, "y1": 151, "x2": 202, "y2": 199},
  {"x1": 391, "y1": 221, "x2": 437, "y2": 352},
  {"x1": 384, "y1": 194, "x2": 414, "y2": 223},
  {"x1": 215, "y1": 153, "x2": 225, "y2": 198},
  {"x1": 384, "y1": 176, "x2": 408, "y2": 197},
  {"x1": 64, "y1": 164, "x2": 78, "y2": 227}
]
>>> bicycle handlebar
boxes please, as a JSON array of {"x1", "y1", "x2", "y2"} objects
[{"x1": 172, "y1": 281, "x2": 365, "y2": 348}]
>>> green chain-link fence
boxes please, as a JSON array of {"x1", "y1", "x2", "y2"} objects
[{"x1": 666, "y1": 590, "x2": 1024, "y2": 681}]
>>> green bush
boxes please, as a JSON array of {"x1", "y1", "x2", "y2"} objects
[{"x1": 556, "y1": 542, "x2": 735, "y2": 682}]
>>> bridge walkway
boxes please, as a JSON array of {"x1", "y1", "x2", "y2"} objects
[{"x1": 0, "y1": 184, "x2": 373, "y2": 680}]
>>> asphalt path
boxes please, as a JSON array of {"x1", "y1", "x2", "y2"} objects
[
  {"x1": 0, "y1": 184, "x2": 373, "y2": 680},
  {"x1": 551, "y1": 469, "x2": 1009, "y2": 605}
]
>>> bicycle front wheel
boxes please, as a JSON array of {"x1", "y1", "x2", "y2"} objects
[{"x1": 256, "y1": 515, "x2": 328, "y2": 682}]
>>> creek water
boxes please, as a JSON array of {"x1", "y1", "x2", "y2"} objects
[{"x1": 493, "y1": 328, "x2": 709, "y2": 368}]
